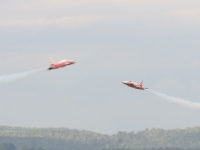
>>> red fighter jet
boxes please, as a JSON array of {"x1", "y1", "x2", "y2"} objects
[
  {"x1": 48, "y1": 57, "x2": 76, "y2": 70},
  {"x1": 122, "y1": 80, "x2": 148, "y2": 90}
]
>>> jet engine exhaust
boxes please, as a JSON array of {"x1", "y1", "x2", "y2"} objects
[
  {"x1": 146, "y1": 89, "x2": 200, "y2": 109},
  {"x1": 0, "y1": 68, "x2": 47, "y2": 84}
]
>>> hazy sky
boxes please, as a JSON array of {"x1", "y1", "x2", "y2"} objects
[{"x1": 0, "y1": 0, "x2": 200, "y2": 134}]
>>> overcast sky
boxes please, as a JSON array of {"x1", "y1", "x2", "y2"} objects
[{"x1": 0, "y1": 0, "x2": 200, "y2": 135}]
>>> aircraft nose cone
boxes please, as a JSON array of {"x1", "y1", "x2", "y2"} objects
[
  {"x1": 122, "y1": 81, "x2": 127, "y2": 84},
  {"x1": 71, "y1": 61, "x2": 76, "y2": 64}
]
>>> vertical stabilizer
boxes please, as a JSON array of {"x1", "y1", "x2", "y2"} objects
[
  {"x1": 49, "y1": 57, "x2": 55, "y2": 64},
  {"x1": 139, "y1": 80, "x2": 143, "y2": 87}
]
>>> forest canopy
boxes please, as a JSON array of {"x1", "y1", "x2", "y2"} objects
[{"x1": 0, "y1": 126, "x2": 200, "y2": 150}]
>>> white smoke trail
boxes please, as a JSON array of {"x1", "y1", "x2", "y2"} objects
[
  {"x1": 146, "y1": 89, "x2": 200, "y2": 109},
  {"x1": 0, "y1": 68, "x2": 47, "y2": 83}
]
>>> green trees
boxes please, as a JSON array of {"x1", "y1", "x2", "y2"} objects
[
  {"x1": 21, "y1": 147, "x2": 45, "y2": 150},
  {"x1": 0, "y1": 143, "x2": 45, "y2": 150},
  {"x1": 0, "y1": 143, "x2": 16, "y2": 150},
  {"x1": 0, "y1": 126, "x2": 200, "y2": 149}
]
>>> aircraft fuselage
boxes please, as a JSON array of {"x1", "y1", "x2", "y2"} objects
[
  {"x1": 122, "y1": 81, "x2": 147, "y2": 90},
  {"x1": 49, "y1": 59, "x2": 76, "y2": 70}
]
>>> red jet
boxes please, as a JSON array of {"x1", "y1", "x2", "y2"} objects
[
  {"x1": 48, "y1": 57, "x2": 76, "y2": 70},
  {"x1": 122, "y1": 80, "x2": 148, "y2": 90}
]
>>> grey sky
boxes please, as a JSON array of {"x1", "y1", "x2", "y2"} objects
[{"x1": 0, "y1": 0, "x2": 200, "y2": 134}]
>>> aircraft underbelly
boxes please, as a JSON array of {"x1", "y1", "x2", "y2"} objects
[{"x1": 132, "y1": 86, "x2": 143, "y2": 90}]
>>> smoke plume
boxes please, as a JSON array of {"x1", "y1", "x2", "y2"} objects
[
  {"x1": 146, "y1": 89, "x2": 200, "y2": 109},
  {"x1": 0, "y1": 68, "x2": 47, "y2": 84}
]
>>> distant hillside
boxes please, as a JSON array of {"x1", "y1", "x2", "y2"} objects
[{"x1": 0, "y1": 126, "x2": 200, "y2": 150}]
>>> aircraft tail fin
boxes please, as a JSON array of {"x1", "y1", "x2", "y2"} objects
[
  {"x1": 139, "y1": 80, "x2": 143, "y2": 87},
  {"x1": 49, "y1": 57, "x2": 55, "y2": 64}
]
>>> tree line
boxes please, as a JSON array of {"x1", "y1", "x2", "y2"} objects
[
  {"x1": 0, "y1": 126, "x2": 200, "y2": 150},
  {"x1": 0, "y1": 143, "x2": 45, "y2": 150}
]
